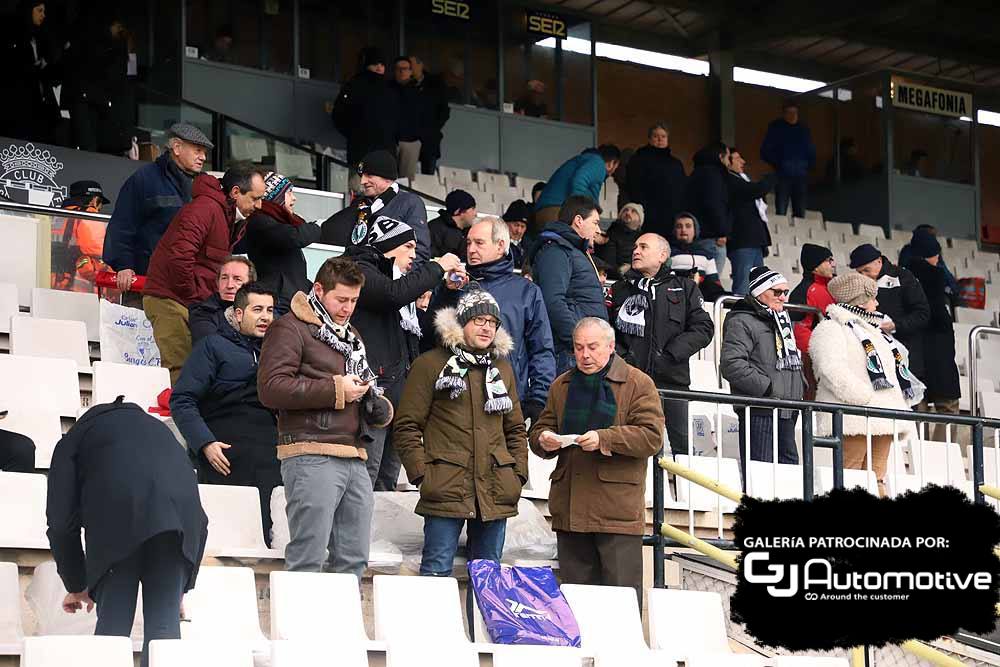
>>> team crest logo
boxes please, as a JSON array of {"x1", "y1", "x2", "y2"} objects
[
  {"x1": 351, "y1": 221, "x2": 368, "y2": 245},
  {"x1": 0, "y1": 143, "x2": 67, "y2": 206}
]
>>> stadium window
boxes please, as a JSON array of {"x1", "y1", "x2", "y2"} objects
[{"x1": 185, "y1": 0, "x2": 293, "y2": 75}]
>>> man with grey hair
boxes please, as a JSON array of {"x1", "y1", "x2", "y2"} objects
[
  {"x1": 610, "y1": 232, "x2": 713, "y2": 455},
  {"x1": 104, "y1": 122, "x2": 214, "y2": 302},
  {"x1": 529, "y1": 316, "x2": 663, "y2": 602},
  {"x1": 427, "y1": 216, "x2": 555, "y2": 424}
]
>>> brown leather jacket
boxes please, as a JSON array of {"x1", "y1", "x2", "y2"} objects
[
  {"x1": 528, "y1": 354, "x2": 663, "y2": 535},
  {"x1": 257, "y1": 292, "x2": 393, "y2": 460}
]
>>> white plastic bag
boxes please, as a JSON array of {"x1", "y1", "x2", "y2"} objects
[{"x1": 99, "y1": 299, "x2": 161, "y2": 366}]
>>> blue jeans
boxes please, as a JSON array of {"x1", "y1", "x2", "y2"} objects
[
  {"x1": 691, "y1": 238, "x2": 727, "y2": 280},
  {"x1": 420, "y1": 515, "x2": 507, "y2": 576},
  {"x1": 775, "y1": 174, "x2": 807, "y2": 218},
  {"x1": 728, "y1": 247, "x2": 764, "y2": 296}
]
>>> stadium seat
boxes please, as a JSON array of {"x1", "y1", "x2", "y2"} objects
[
  {"x1": 523, "y1": 450, "x2": 557, "y2": 500},
  {"x1": 91, "y1": 361, "x2": 170, "y2": 409},
  {"x1": 672, "y1": 455, "x2": 741, "y2": 513},
  {"x1": 10, "y1": 317, "x2": 91, "y2": 369},
  {"x1": 199, "y1": 485, "x2": 282, "y2": 558},
  {"x1": 373, "y1": 575, "x2": 467, "y2": 644},
  {"x1": 0, "y1": 355, "x2": 81, "y2": 418},
  {"x1": 149, "y1": 639, "x2": 254, "y2": 667},
  {"x1": 0, "y1": 214, "x2": 42, "y2": 308},
  {"x1": 774, "y1": 657, "x2": 849, "y2": 666},
  {"x1": 270, "y1": 640, "x2": 369, "y2": 667},
  {"x1": 387, "y1": 641, "x2": 479, "y2": 667},
  {"x1": 857, "y1": 224, "x2": 886, "y2": 242},
  {"x1": 0, "y1": 472, "x2": 47, "y2": 548},
  {"x1": 476, "y1": 171, "x2": 511, "y2": 189},
  {"x1": 745, "y1": 462, "x2": 806, "y2": 499},
  {"x1": 0, "y1": 281, "x2": 18, "y2": 340},
  {"x1": 491, "y1": 644, "x2": 585, "y2": 667},
  {"x1": 647, "y1": 589, "x2": 729, "y2": 658},
  {"x1": 0, "y1": 562, "x2": 24, "y2": 655},
  {"x1": 815, "y1": 467, "x2": 878, "y2": 495},
  {"x1": 269, "y1": 571, "x2": 381, "y2": 649},
  {"x1": 0, "y1": 408, "x2": 61, "y2": 468},
  {"x1": 686, "y1": 656, "x2": 765, "y2": 667},
  {"x1": 30, "y1": 288, "x2": 99, "y2": 341},
  {"x1": 645, "y1": 456, "x2": 684, "y2": 509},
  {"x1": 981, "y1": 391, "x2": 1000, "y2": 419},
  {"x1": 180, "y1": 566, "x2": 268, "y2": 655},
  {"x1": 689, "y1": 359, "x2": 720, "y2": 392},
  {"x1": 559, "y1": 584, "x2": 647, "y2": 653},
  {"x1": 439, "y1": 166, "x2": 474, "y2": 185},
  {"x1": 955, "y1": 307, "x2": 996, "y2": 327},
  {"x1": 21, "y1": 636, "x2": 132, "y2": 667}
]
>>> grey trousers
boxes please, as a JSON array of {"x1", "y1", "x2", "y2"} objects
[{"x1": 280, "y1": 455, "x2": 374, "y2": 578}]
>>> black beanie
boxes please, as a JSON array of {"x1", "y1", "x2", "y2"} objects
[
  {"x1": 358, "y1": 150, "x2": 398, "y2": 180},
  {"x1": 445, "y1": 189, "x2": 477, "y2": 216},
  {"x1": 848, "y1": 243, "x2": 881, "y2": 269},
  {"x1": 910, "y1": 232, "x2": 942, "y2": 258},
  {"x1": 800, "y1": 243, "x2": 833, "y2": 274},
  {"x1": 364, "y1": 216, "x2": 416, "y2": 253},
  {"x1": 359, "y1": 46, "x2": 386, "y2": 71},
  {"x1": 502, "y1": 199, "x2": 531, "y2": 223}
]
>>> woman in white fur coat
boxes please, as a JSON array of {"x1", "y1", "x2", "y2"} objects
[{"x1": 810, "y1": 272, "x2": 922, "y2": 496}]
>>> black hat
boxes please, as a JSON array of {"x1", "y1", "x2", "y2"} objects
[
  {"x1": 68, "y1": 180, "x2": 110, "y2": 204},
  {"x1": 848, "y1": 243, "x2": 882, "y2": 269},
  {"x1": 359, "y1": 46, "x2": 386, "y2": 70},
  {"x1": 910, "y1": 232, "x2": 942, "y2": 259},
  {"x1": 502, "y1": 200, "x2": 530, "y2": 223},
  {"x1": 800, "y1": 243, "x2": 833, "y2": 274},
  {"x1": 445, "y1": 189, "x2": 476, "y2": 216},
  {"x1": 364, "y1": 216, "x2": 416, "y2": 253},
  {"x1": 357, "y1": 150, "x2": 398, "y2": 180},
  {"x1": 167, "y1": 122, "x2": 214, "y2": 148}
]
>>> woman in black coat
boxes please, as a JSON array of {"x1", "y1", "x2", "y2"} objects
[
  {"x1": 244, "y1": 172, "x2": 321, "y2": 315},
  {"x1": 625, "y1": 124, "x2": 686, "y2": 238},
  {"x1": 1, "y1": 1, "x2": 61, "y2": 142}
]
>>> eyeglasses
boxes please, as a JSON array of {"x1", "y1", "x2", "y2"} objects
[
  {"x1": 471, "y1": 316, "x2": 500, "y2": 329},
  {"x1": 770, "y1": 289, "x2": 790, "y2": 297}
]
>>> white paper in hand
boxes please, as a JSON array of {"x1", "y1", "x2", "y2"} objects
[{"x1": 543, "y1": 430, "x2": 582, "y2": 448}]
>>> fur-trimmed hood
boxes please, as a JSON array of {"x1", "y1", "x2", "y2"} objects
[
  {"x1": 433, "y1": 307, "x2": 514, "y2": 358},
  {"x1": 290, "y1": 291, "x2": 321, "y2": 326}
]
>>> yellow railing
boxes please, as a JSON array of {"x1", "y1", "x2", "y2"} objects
[
  {"x1": 980, "y1": 484, "x2": 1000, "y2": 502},
  {"x1": 658, "y1": 457, "x2": 977, "y2": 667}
]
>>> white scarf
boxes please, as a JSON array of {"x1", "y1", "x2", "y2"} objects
[{"x1": 393, "y1": 264, "x2": 422, "y2": 338}]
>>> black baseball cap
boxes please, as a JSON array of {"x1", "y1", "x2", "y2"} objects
[{"x1": 68, "y1": 180, "x2": 110, "y2": 204}]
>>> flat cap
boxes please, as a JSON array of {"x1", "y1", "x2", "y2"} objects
[{"x1": 167, "y1": 122, "x2": 214, "y2": 149}]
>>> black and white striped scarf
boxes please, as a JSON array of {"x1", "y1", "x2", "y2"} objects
[
  {"x1": 615, "y1": 276, "x2": 655, "y2": 337},
  {"x1": 840, "y1": 304, "x2": 918, "y2": 400},
  {"x1": 307, "y1": 290, "x2": 378, "y2": 386},
  {"x1": 435, "y1": 346, "x2": 512, "y2": 414}
]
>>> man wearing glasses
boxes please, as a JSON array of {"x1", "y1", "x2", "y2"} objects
[{"x1": 721, "y1": 266, "x2": 805, "y2": 484}]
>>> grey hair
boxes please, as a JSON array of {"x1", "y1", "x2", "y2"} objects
[
  {"x1": 647, "y1": 233, "x2": 670, "y2": 253},
  {"x1": 648, "y1": 122, "x2": 670, "y2": 137},
  {"x1": 475, "y1": 216, "x2": 510, "y2": 251},
  {"x1": 573, "y1": 317, "x2": 615, "y2": 344}
]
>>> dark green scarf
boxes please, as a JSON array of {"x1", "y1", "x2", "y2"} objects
[{"x1": 561, "y1": 358, "x2": 618, "y2": 435}]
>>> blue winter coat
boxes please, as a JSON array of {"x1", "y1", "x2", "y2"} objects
[
  {"x1": 525, "y1": 222, "x2": 607, "y2": 370},
  {"x1": 427, "y1": 255, "x2": 556, "y2": 411},
  {"x1": 535, "y1": 150, "x2": 607, "y2": 210},
  {"x1": 760, "y1": 119, "x2": 816, "y2": 178}
]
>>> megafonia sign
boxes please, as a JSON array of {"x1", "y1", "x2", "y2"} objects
[
  {"x1": 892, "y1": 81, "x2": 972, "y2": 119},
  {"x1": 731, "y1": 486, "x2": 1000, "y2": 650}
]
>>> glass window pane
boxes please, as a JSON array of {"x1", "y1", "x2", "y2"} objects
[{"x1": 185, "y1": 0, "x2": 293, "y2": 75}]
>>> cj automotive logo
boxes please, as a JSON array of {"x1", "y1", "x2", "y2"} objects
[
  {"x1": 744, "y1": 551, "x2": 992, "y2": 601},
  {"x1": 0, "y1": 142, "x2": 67, "y2": 206}
]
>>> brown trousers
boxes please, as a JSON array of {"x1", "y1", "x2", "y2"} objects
[
  {"x1": 843, "y1": 434, "x2": 893, "y2": 497},
  {"x1": 916, "y1": 399, "x2": 961, "y2": 443},
  {"x1": 556, "y1": 531, "x2": 643, "y2": 606},
  {"x1": 143, "y1": 295, "x2": 192, "y2": 385}
]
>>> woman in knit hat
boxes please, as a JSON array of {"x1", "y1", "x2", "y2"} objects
[
  {"x1": 243, "y1": 171, "x2": 322, "y2": 315},
  {"x1": 810, "y1": 272, "x2": 923, "y2": 496},
  {"x1": 394, "y1": 286, "x2": 526, "y2": 576}
]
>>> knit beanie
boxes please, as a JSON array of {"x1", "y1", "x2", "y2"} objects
[
  {"x1": 357, "y1": 150, "x2": 398, "y2": 180},
  {"x1": 455, "y1": 286, "x2": 502, "y2": 328},
  {"x1": 364, "y1": 216, "x2": 416, "y2": 253},
  {"x1": 828, "y1": 272, "x2": 878, "y2": 307},
  {"x1": 748, "y1": 266, "x2": 788, "y2": 298},
  {"x1": 910, "y1": 232, "x2": 942, "y2": 258},
  {"x1": 359, "y1": 46, "x2": 386, "y2": 70},
  {"x1": 621, "y1": 202, "x2": 645, "y2": 226},
  {"x1": 446, "y1": 189, "x2": 477, "y2": 216},
  {"x1": 502, "y1": 199, "x2": 530, "y2": 223},
  {"x1": 800, "y1": 243, "x2": 833, "y2": 274},
  {"x1": 262, "y1": 171, "x2": 292, "y2": 203},
  {"x1": 848, "y1": 243, "x2": 881, "y2": 269}
]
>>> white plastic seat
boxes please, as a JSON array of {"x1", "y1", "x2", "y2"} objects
[
  {"x1": 523, "y1": 450, "x2": 557, "y2": 500},
  {"x1": 0, "y1": 472, "x2": 47, "y2": 548},
  {"x1": 30, "y1": 288, "x2": 100, "y2": 341},
  {"x1": 0, "y1": 408, "x2": 61, "y2": 468},
  {"x1": 149, "y1": 639, "x2": 254, "y2": 667},
  {"x1": 0, "y1": 355, "x2": 81, "y2": 418},
  {"x1": 476, "y1": 171, "x2": 511, "y2": 189},
  {"x1": 0, "y1": 282, "x2": 19, "y2": 336},
  {"x1": 439, "y1": 166, "x2": 474, "y2": 185},
  {"x1": 180, "y1": 566, "x2": 268, "y2": 654},
  {"x1": 387, "y1": 641, "x2": 478, "y2": 667},
  {"x1": 491, "y1": 644, "x2": 585, "y2": 667},
  {"x1": 270, "y1": 639, "x2": 370, "y2": 667},
  {"x1": 648, "y1": 589, "x2": 729, "y2": 658},
  {"x1": 11, "y1": 316, "x2": 91, "y2": 369},
  {"x1": 746, "y1": 461, "x2": 805, "y2": 500},
  {"x1": 687, "y1": 655, "x2": 765, "y2": 667},
  {"x1": 269, "y1": 571, "x2": 379, "y2": 648},
  {"x1": 774, "y1": 657, "x2": 849, "y2": 666},
  {"x1": 0, "y1": 215, "x2": 43, "y2": 307},
  {"x1": 373, "y1": 575, "x2": 467, "y2": 644},
  {"x1": 21, "y1": 636, "x2": 132, "y2": 667},
  {"x1": 689, "y1": 359, "x2": 719, "y2": 392},
  {"x1": 199, "y1": 485, "x2": 281, "y2": 558},
  {"x1": 815, "y1": 467, "x2": 879, "y2": 495},
  {"x1": 560, "y1": 584, "x2": 647, "y2": 653},
  {"x1": 0, "y1": 562, "x2": 24, "y2": 655},
  {"x1": 857, "y1": 224, "x2": 886, "y2": 242},
  {"x1": 92, "y1": 361, "x2": 170, "y2": 408},
  {"x1": 673, "y1": 455, "x2": 741, "y2": 513}
]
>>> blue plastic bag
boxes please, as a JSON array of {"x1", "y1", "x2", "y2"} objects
[{"x1": 468, "y1": 559, "x2": 582, "y2": 647}]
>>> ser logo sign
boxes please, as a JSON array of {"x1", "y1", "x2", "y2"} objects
[
  {"x1": 431, "y1": 0, "x2": 470, "y2": 20},
  {"x1": 527, "y1": 10, "x2": 567, "y2": 39}
]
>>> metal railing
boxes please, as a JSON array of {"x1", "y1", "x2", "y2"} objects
[{"x1": 969, "y1": 325, "x2": 1000, "y2": 417}]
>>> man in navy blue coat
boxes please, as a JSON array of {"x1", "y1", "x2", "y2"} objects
[
  {"x1": 46, "y1": 398, "x2": 208, "y2": 667},
  {"x1": 761, "y1": 101, "x2": 816, "y2": 219},
  {"x1": 427, "y1": 216, "x2": 556, "y2": 423},
  {"x1": 170, "y1": 282, "x2": 279, "y2": 544}
]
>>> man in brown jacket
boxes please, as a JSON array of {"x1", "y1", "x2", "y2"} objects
[
  {"x1": 395, "y1": 288, "x2": 527, "y2": 575},
  {"x1": 529, "y1": 317, "x2": 663, "y2": 601},
  {"x1": 258, "y1": 257, "x2": 393, "y2": 576}
]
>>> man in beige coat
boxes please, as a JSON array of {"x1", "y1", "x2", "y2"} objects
[{"x1": 529, "y1": 317, "x2": 663, "y2": 601}]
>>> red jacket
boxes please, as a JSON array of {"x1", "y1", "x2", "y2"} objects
[
  {"x1": 793, "y1": 273, "x2": 835, "y2": 352},
  {"x1": 144, "y1": 175, "x2": 246, "y2": 306}
]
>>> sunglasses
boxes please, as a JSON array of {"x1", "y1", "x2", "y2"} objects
[{"x1": 770, "y1": 289, "x2": 790, "y2": 297}]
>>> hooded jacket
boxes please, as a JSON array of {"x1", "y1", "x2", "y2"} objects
[
  {"x1": 394, "y1": 307, "x2": 527, "y2": 522},
  {"x1": 625, "y1": 144, "x2": 686, "y2": 237},
  {"x1": 525, "y1": 222, "x2": 607, "y2": 357},
  {"x1": 332, "y1": 69, "x2": 401, "y2": 165},
  {"x1": 760, "y1": 119, "x2": 817, "y2": 178},
  {"x1": 103, "y1": 152, "x2": 194, "y2": 275},
  {"x1": 244, "y1": 200, "x2": 322, "y2": 314},
  {"x1": 144, "y1": 174, "x2": 246, "y2": 306},
  {"x1": 46, "y1": 399, "x2": 208, "y2": 594},
  {"x1": 873, "y1": 256, "x2": 930, "y2": 380},
  {"x1": 670, "y1": 217, "x2": 725, "y2": 302},
  {"x1": 535, "y1": 150, "x2": 608, "y2": 210},
  {"x1": 682, "y1": 148, "x2": 730, "y2": 240},
  {"x1": 426, "y1": 254, "x2": 556, "y2": 412},
  {"x1": 610, "y1": 265, "x2": 714, "y2": 387}
]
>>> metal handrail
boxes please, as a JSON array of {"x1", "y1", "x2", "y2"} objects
[
  {"x1": 969, "y1": 325, "x2": 1000, "y2": 416},
  {"x1": 0, "y1": 199, "x2": 111, "y2": 222}
]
